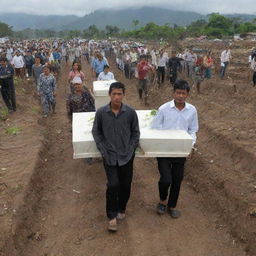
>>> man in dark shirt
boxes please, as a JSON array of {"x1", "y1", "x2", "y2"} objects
[
  {"x1": 92, "y1": 82, "x2": 140, "y2": 232},
  {"x1": 168, "y1": 51, "x2": 181, "y2": 85},
  {"x1": 24, "y1": 51, "x2": 34, "y2": 77},
  {"x1": 0, "y1": 57, "x2": 16, "y2": 112}
]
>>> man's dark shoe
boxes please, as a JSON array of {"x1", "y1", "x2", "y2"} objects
[
  {"x1": 168, "y1": 208, "x2": 181, "y2": 219},
  {"x1": 156, "y1": 203, "x2": 166, "y2": 215}
]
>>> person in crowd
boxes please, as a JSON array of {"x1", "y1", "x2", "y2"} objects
[
  {"x1": 92, "y1": 82, "x2": 140, "y2": 232},
  {"x1": 38, "y1": 65, "x2": 56, "y2": 117},
  {"x1": 24, "y1": 51, "x2": 34, "y2": 78},
  {"x1": 130, "y1": 47, "x2": 138, "y2": 78},
  {"x1": 123, "y1": 49, "x2": 131, "y2": 79},
  {"x1": 184, "y1": 49, "x2": 197, "y2": 78},
  {"x1": 75, "y1": 44, "x2": 82, "y2": 62},
  {"x1": 32, "y1": 56, "x2": 44, "y2": 88},
  {"x1": 93, "y1": 53, "x2": 108, "y2": 78},
  {"x1": 136, "y1": 55, "x2": 152, "y2": 105},
  {"x1": 151, "y1": 80, "x2": 199, "y2": 219},
  {"x1": 0, "y1": 57, "x2": 16, "y2": 112},
  {"x1": 69, "y1": 44, "x2": 76, "y2": 64},
  {"x1": 251, "y1": 54, "x2": 256, "y2": 87},
  {"x1": 68, "y1": 61, "x2": 85, "y2": 92},
  {"x1": 156, "y1": 49, "x2": 168, "y2": 85},
  {"x1": 35, "y1": 49, "x2": 46, "y2": 65},
  {"x1": 61, "y1": 45, "x2": 69, "y2": 63},
  {"x1": 220, "y1": 46, "x2": 232, "y2": 79},
  {"x1": 66, "y1": 76, "x2": 95, "y2": 119},
  {"x1": 203, "y1": 51, "x2": 213, "y2": 79},
  {"x1": 168, "y1": 50, "x2": 181, "y2": 85},
  {"x1": 97, "y1": 65, "x2": 115, "y2": 81},
  {"x1": 11, "y1": 50, "x2": 25, "y2": 79},
  {"x1": 193, "y1": 56, "x2": 204, "y2": 94}
]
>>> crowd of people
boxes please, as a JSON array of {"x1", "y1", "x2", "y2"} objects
[
  {"x1": 1, "y1": 38, "x2": 256, "y2": 115},
  {"x1": 0, "y1": 37, "x2": 255, "y2": 232}
]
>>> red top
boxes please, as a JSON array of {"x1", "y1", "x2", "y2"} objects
[{"x1": 137, "y1": 61, "x2": 151, "y2": 79}]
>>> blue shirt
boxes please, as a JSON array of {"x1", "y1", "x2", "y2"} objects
[
  {"x1": 53, "y1": 52, "x2": 61, "y2": 61},
  {"x1": 93, "y1": 58, "x2": 107, "y2": 74},
  {"x1": 151, "y1": 99, "x2": 199, "y2": 145}
]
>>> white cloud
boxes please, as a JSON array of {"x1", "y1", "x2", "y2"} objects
[{"x1": 0, "y1": 0, "x2": 255, "y2": 16}]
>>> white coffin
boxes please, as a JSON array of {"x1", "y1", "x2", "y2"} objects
[
  {"x1": 93, "y1": 80, "x2": 116, "y2": 109},
  {"x1": 72, "y1": 111, "x2": 193, "y2": 159}
]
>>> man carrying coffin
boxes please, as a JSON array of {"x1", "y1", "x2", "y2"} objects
[
  {"x1": 151, "y1": 80, "x2": 199, "y2": 218},
  {"x1": 92, "y1": 82, "x2": 140, "y2": 232}
]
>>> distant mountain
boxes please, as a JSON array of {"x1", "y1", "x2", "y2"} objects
[
  {"x1": 0, "y1": 13, "x2": 79, "y2": 30},
  {"x1": 1, "y1": 8, "x2": 256, "y2": 32},
  {"x1": 62, "y1": 7, "x2": 205, "y2": 30},
  {"x1": 224, "y1": 13, "x2": 256, "y2": 21}
]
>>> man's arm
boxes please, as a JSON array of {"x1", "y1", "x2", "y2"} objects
[
  {"x1": 92, "y1": 110, "x2": 106, "y2": 157},
  {"x1": 130, "y1": 110, "x2": 140, "y2": 150},
  {"x1": 188, "y1": 109, "x2": 199, "y2": 146}
]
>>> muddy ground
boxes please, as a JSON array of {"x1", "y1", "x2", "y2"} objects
[{"x1": 0, "y1": 40, "x2": 255, "y2": 256}]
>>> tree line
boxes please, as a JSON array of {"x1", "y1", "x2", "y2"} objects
[{"x1": 1, "y1": 13, "x2": 256, "y2": 40}]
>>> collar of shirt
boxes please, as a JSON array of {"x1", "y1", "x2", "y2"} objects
[
  {"x1": 169, "y1": 99, "x2": 190, "y2": 112},
  {"x1": 104, "y1": 103, "x2": 127, "y2": 113}
]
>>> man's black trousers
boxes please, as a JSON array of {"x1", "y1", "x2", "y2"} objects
[
  {"x1": 157, "y1": 157, "x2": 186, "y2": 208},
  {"x1": 0, "y1": 78, "x2": 16, "y2": 111},
  {"x1": 103, "y1": 155, "x2": 134, "y2": 220},
  {"x1": 157, "y1": 67, "x2": 165, "y2": 84}
]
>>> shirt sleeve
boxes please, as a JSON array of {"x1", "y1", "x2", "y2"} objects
[
  {"x1": 130, "y1": 110, "x2": 140, "y2": 150},
  {"x1": 188, "y1": 109, "x2": 199, "y2": 146},
  {"x1": 97, "y1": 73, "x2": 103, "y2": 81},
  {"x1": 80, "y1": 72, "x2": 85, "y2": 81},
  {"x1": 92, "y1": 110, "x2": 107, "y2": 157},
  {"x1": 52, "y1": 76, "x2": 57, "y2": 91},
  {"x1": 38, "y1": 75, "x2": 42, "y2": 93}
]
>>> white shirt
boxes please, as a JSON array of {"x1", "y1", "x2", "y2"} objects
[
  {"x1": 157, "y1": 55, "x2": 168, "y2": 67},
  {"x1": 221, "y1": 50, "x2": 231, "y2": 63},
  {"x1": 12, "y1": 55, "x2": 25, "y2": 68},
  {"x1": 97, "y1": 71, "x2": 115, "y2": 81},
  {"x1": 151, "y1": 50, "x2": 157, "y2": 66},
  {"x1": 151, "y1": 99, "x2": 199, "y2": 145},
  {"x1": 130, "y1": 52, "x2": 138, "y2": 63}
]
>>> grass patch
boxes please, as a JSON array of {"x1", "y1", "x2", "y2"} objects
[
  {"x1": 14, "y1": 77, "x2": 22, "y2": 86},
  {"x1": 5, "y1": 127, "x2": 22, "y2": 135},
  {"x1": 31, "y1": 106, "x2": 40, "y2": 114},
  {"x1": 0, "y1": 107, "x2": 9, "y2": 121}
]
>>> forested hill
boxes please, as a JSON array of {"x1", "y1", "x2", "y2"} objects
[
  {"x1": 1, "y1": 7, "x2": 256, "y2": 31},
  {"x1": 0, "y1": 13, "x2": 78, "y2": 31},
  {"x1": 62, "y1": 7, "x2": 204, "y2": 30}
]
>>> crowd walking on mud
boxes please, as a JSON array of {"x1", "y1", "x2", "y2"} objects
[{"x1": 0, "y1": 37, "x2": 255, "y2": 232}]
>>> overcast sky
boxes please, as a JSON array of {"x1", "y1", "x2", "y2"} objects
[{"x1": 0, "y1": 0, "x2": 255, "y2": 16}]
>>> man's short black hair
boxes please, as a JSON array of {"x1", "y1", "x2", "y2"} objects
[
  {"x1": 109, "y1": 82, "x2": 125, "y2": 95},
  {"x1": 103, "y1": 65, "x2": 109, "y2": 70},
  {"x1": 173, "y1": 80, "x2": 190, "y2": 92}
]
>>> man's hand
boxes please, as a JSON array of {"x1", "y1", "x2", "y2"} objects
[{"x1": 135, "y1": 145, "x2": 145, "y2": 155}]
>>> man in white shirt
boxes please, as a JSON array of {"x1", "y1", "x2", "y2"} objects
[
  {"x1": 151, "y1": 80, "x2": 199, "y2": 218},
  {"x1": 157, "y1": 49, "x2": 168, "y2": 85},
  {"x1": 97, "y1": 65, "x2": 115, "y2": 81},
  {"x1": 220, "y1": 46, "x2": 232, "y2": 79},
  {"x1": 12, "y1": 51, "x2": 25, "y2": 79}
]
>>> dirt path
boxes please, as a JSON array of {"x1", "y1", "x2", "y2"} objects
[{"x1": 2, "y1": 58, "x2": 250, "y2": 256}]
